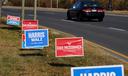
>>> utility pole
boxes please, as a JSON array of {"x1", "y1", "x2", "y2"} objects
[
  {"x1": 108, "y1": 0, "x2": 112, "y2": 11},
  {"x1": 38, "y1": 0, "x2": 40, "y2": 7},
  {"x1": 34, "y1": 0, "x2": 37, "y2": 20},
  {"x1": 22, "y1": 0, "x2": 25, "y2": 20},
  {"x1": 0, "y1": 0, "x2": 2, "y2": 21},
  {"x1": 51, "y1": 0, "x2": 52, "y2": 8},
  {"x1": 57, "y1": 0, "x2": 58, "y2": 8}
]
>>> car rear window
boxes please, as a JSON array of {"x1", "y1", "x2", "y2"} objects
[{"x1": 82, "y1": 1, "x2": 101, "y2": 7}]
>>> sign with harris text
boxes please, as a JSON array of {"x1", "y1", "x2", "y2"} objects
[
  {"x1": 55, "y1": 37, "x2": 84, "y2": 57},
  {"x1": 7, "y1": 15, "x2": 20, "y2": 26},
  {"x1": 22, "y1": 20, "x2": 38, "y2": 30},
  {"x1": 71, "y1": 65, "x2": 124, "y2": 76},
  {"x1": 23, "y1": 29, "x2": 49, "y2": 48}
]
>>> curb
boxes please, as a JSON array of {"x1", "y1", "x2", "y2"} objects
[{"x1": 86, "y1": 40, "x2": 128, "y2": 64}]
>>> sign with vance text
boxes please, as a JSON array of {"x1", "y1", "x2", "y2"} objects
[
  {"x1": 24, "y1": 29, "x2": 49, "y2": 48},
  {"x1": 71, "y1": 65, "x2": 124, "y2": 76}
]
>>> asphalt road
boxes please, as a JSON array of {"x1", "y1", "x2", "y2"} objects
[{"x1": 2, "y1": 8, "x2": 128, "y2": 60}]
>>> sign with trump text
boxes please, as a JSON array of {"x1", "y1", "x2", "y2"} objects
[{"x1": 7, "y1": 15, "x2": 20, "y2": 26}]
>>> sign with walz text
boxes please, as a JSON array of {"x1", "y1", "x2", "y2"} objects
[
  {"x1": 7, "y1": 15, "x2": 20, "y2": 26},
  {"x1": 23, "y1": 29, "x2": 49, "y2": 48},
  {"x1": 22, "y1": 20, "x2": 38, "y2": 30},
  {"x1": 55, "y1": 37, "x2": 84, "y2": 57},
  {"x1": 71, "y1": 65, "x2": 124, "y2": 76}
]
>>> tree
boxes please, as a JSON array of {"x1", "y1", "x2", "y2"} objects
[{"x1": 9, "y1": 0, "x2": 21, "y2": 6}]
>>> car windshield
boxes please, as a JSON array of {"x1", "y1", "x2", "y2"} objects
[{"x1": 82, "y1": 1, "x2": 101, "y2": 7}]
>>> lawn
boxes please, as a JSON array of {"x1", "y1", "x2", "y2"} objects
[{"x1": 0, "y1": 24, "x2": 128, "y2": 76}]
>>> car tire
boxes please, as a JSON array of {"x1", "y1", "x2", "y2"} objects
[
  {"x1": 67, "y1": 12, "x2": 71, "y2": 20},
  {"x1": 87, "y1": 18, "x2": 91, "y2": 21},
  {"x1": 77, "y1": 13, "x2": 83, "y2": 21},
  {"x1": 98, "y1": 18, "x2": 103, "y2": 22}
]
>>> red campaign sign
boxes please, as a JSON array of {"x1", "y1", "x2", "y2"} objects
[
  {"x1": 22, "y1": 20, "x2": 38, "y2": 30},
  {"x1": 22, "y1": 34, "x2": 25, "y2": 41},
  {"x1": 7, "y1": 15, "x2": 20, "y2": 21},
  {"x1": 55, "y1": 37, "x2": 84, "y2": 57}
]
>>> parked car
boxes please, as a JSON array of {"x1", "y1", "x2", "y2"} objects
[{"x1": 67, "y1": 0, "x2": 105, "y2": 22}]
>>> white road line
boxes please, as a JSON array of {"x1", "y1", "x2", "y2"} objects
[
  {"x1": 61, "y1": 19, "x2": 75, "y2": 22},
  {"x1": 108, "y1": 27, "x2": 126, "y2": 32}
]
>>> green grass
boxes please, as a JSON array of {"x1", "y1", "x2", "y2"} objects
[
  {"x1": 107, "y1": 10, "x2": 128, "y2": 15},
  {"x1": 0, "y1": 24, "x2": 128, "y2": 76}
]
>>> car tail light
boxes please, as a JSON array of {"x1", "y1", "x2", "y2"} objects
[
  {"x1": 97, "y1": 9, "x2": 104, "y2": 12},
  {"x1": 82, "y1": 8, "x2": 91, "y2": 12}
]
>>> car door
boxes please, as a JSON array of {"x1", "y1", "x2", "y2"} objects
[{"x1": 69, "y1": 2, "x2": 81, "y2": 18}]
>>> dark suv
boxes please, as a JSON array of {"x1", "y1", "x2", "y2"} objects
[{"x1": 67, "y1": 0, "x2": 105, "y2": 22}]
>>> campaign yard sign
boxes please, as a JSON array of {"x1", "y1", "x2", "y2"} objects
[
  {"x1": 23, "y1": 29, "x2": 49, "y2": 48},
  {"x1": 71, "y1": 65, "x2": 124, "y2": 76},
  {"x1": 55, "y1": 37, "x2": 84, "y2": 57},
  {"x1": 7, "y1": 15, "x2": 20, "y2": 26},
  {"x1": 22, "y1": 34, "x2": 25, "y2": 48},
  {"x1": 22, "y1": 20, "x2": 38, "y2": 30}
]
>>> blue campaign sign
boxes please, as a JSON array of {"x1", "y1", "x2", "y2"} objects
[
  {"x1": 7, "y1": 15, "x2": 20, "y2": 26},
  {"x1": 24, "y1": 29, "x2": 49, "y2": 48},
  {"x1": 7, "y1": 20, "x2": 20, "y2": 26},
  {"x1": 71, "y1": 65, "x2": 124, "y2": 76},
  {"x1": 22, "y1": 41, "x2": 25, "y2": 49}
]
